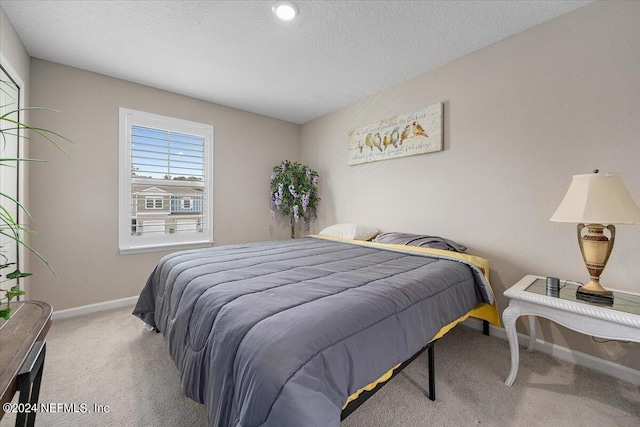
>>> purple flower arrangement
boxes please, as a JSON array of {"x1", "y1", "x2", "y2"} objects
[{"x1": 270, "y1": 160, "x2": 320, "y2": 238}]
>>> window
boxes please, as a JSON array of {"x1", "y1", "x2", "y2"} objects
[
  {"x1": 0, "y1": 64, "x2": 24, "y2": 292},
  {"x1": 119, "y1": 108, "x2": 214, "y2": 253},
  {"x1": 145, "y1": 197, "x2": 163, "y2": 209}
]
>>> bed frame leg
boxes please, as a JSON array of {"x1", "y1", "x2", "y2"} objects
[
  {"x1": 425, "y1": 321, "x2": 489, "y2": 402},
  {"x1": 342, "y1": 339, "x2": 437, "y2": 421},
  {"x1": 427, "y1": 341, "x2": 435, "y2": 401}
]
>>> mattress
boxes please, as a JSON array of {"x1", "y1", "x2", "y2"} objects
[{"x1": 133, "y1": 236, "x2": 496, "y2": 427}]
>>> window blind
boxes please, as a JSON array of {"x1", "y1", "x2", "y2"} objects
[{"x1": 131, "y1": 125, "x2": 205, "y2": 181}]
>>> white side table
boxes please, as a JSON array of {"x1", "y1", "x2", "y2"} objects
[{"x1": 502, "y1": 275, "x2": 640, "y2": 386}]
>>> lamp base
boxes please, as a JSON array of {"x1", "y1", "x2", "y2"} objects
[
  {"x1": 576, "y1": 285, "x2": 613, "y2": 305},
  {"x1": 576, "y1": 223, "x2": 615, "y2": 304}
]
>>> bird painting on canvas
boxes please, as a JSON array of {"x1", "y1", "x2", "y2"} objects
[
  {"x1": 365, "y1": 133, "x2": 374, "y2": 151},
  {"x1": 383, "y1": 133, "x2": 391, "y2": 150},
  {"x1": 347, "y1": 103, "x2": 442, "y2": 166},
  {"x1": 412, "y1": 121, "x2": 428, "y2": 137},
  {"x1": 390, "y1": 127, "x2": 399, "y2": 148},
  {"x1": 400, "y1": 124, "x2": 411, "y2": 145},
  {"x1": 373, "y1": 133, "x2": 382, "y2": 152}
]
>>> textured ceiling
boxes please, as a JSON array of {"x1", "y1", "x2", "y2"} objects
[{"x1": 2, "y1": 1, "x2": 592, "y2": 124}]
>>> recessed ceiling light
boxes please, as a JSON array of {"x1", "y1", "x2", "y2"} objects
[{"x1": 272, "y1": 1, "x2": 299, "y2": 21}]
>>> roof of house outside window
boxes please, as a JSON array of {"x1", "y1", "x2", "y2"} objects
[{"x1": 132, "y1": 185, "x2": 203, "y2": 197}]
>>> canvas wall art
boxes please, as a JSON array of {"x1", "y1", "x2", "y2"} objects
[{"x1": 347, "y1": 103, "x2": 443, "y2": 165}]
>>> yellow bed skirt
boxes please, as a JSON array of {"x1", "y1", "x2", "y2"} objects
[{"x1": 343, "y1": 301, "x2": 500, "y2": 408}]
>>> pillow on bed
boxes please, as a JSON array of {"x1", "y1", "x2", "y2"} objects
[
  {"x1": 318, "y1": 223, "x2": 380, "y2": 241},
  {"x1": 373, "y1": 232, "x2": 467, "y2": 253}
]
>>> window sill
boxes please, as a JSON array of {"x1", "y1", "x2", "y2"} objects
[{"x1": 119, "y1": 240, "x2": 214, "y2": 255}]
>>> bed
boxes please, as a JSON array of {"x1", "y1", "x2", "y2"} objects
[{"x1": 133, "y1": 235, "x2": 499, "y2": 427}]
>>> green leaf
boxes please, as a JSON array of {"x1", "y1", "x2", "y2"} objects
[
  {"x1": 4, "y1": 284, "x2": 25, "y2": 301},
  {"x1": 0, "y1": 157, "x2": 46, "y2": 163},
  {"x1": 0, "y1": 114, "x2": 74, "y2": 160},
  {"x1": 6, "y1": 270, "x2": 32, "y2": 280},
  {"x1": 0, "y1": 191, "x2": 33, "y2": 219},
  {"x1": 0, "y1": 308, "x2": 10, "y2": 320},
  {"x1": 0, "y1": 262, "x2": 16, "y2": 270}
]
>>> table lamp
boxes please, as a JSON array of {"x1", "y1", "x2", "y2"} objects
[{"x1": 550, "y1": 170, "x2": 640, "y2": 302}]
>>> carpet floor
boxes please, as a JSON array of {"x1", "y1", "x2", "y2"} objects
[{"x1": 2, "y1": 305, "x2": 639, "y2": 426}]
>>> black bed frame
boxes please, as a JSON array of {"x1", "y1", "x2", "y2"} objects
[{"x1": 341, "y1": 319, "x2": 490, "y2": 420}]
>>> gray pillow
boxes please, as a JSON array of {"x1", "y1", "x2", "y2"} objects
[{"x1": 373, "y1": 232, "x2": 467, "y2": 253}]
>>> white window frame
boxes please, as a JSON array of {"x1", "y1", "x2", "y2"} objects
[
  {"x1": 0, "y1": 55, "x2": 26, "y2": 293},
  {"x1": 119, "y1": 108, "x2": 214, "y2": 254}
]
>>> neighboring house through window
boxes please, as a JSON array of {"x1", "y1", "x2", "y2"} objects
[{"x1": 119, "y1": 108, "x2": 214, "y2": 253}]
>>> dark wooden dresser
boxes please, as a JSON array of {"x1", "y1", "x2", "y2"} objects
[{"x1": 0, "y1": 301, "x2": 52, "y2": 426}]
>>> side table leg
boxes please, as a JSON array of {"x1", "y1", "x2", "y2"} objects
[
  {"x1": 26, "y1": 343, "x2": 45, "y2": 427},
  {"x1": 502, "y1": 304, "x2": 521, "y2": 386},
  {"x1": 15, "y1": 341, "x2": 46, "y2": 427},
  {"x1": 526, "y1": 316, "x2": 536, "y2": 352}
]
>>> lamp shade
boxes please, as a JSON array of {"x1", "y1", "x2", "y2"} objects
[{"x1": 550, "y1": 172, "x2": 640, "y2": 224}]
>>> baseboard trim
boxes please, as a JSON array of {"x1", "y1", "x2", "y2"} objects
[
  {"x1": 53, "y1": 296, "x2": 139, "y2": 320},
  {"x1": 464, "y1": 318, "x2": 640, "y2": 386},
  {"x1": 51, "y1": 297, "x2": 639, "y2": 386}
]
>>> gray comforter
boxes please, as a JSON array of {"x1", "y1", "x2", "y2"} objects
[{"x1": 133, "y1": 236, "x2": 493, "y2": 427}]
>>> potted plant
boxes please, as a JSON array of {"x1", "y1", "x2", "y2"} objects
[
  {"x1": 0, "y1": 78, "x2": 70, "y2": 319},
  {"x1": 270, "y1": 160, "x2": 319, "y2": 238}
]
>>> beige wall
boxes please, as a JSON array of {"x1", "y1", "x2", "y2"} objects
[
  {"x1": 301, "y1": 1, "x2": 640, "y2": 370},
  {"x1": 28, "y1": 59, "x2": 300, "y2": 311}
]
